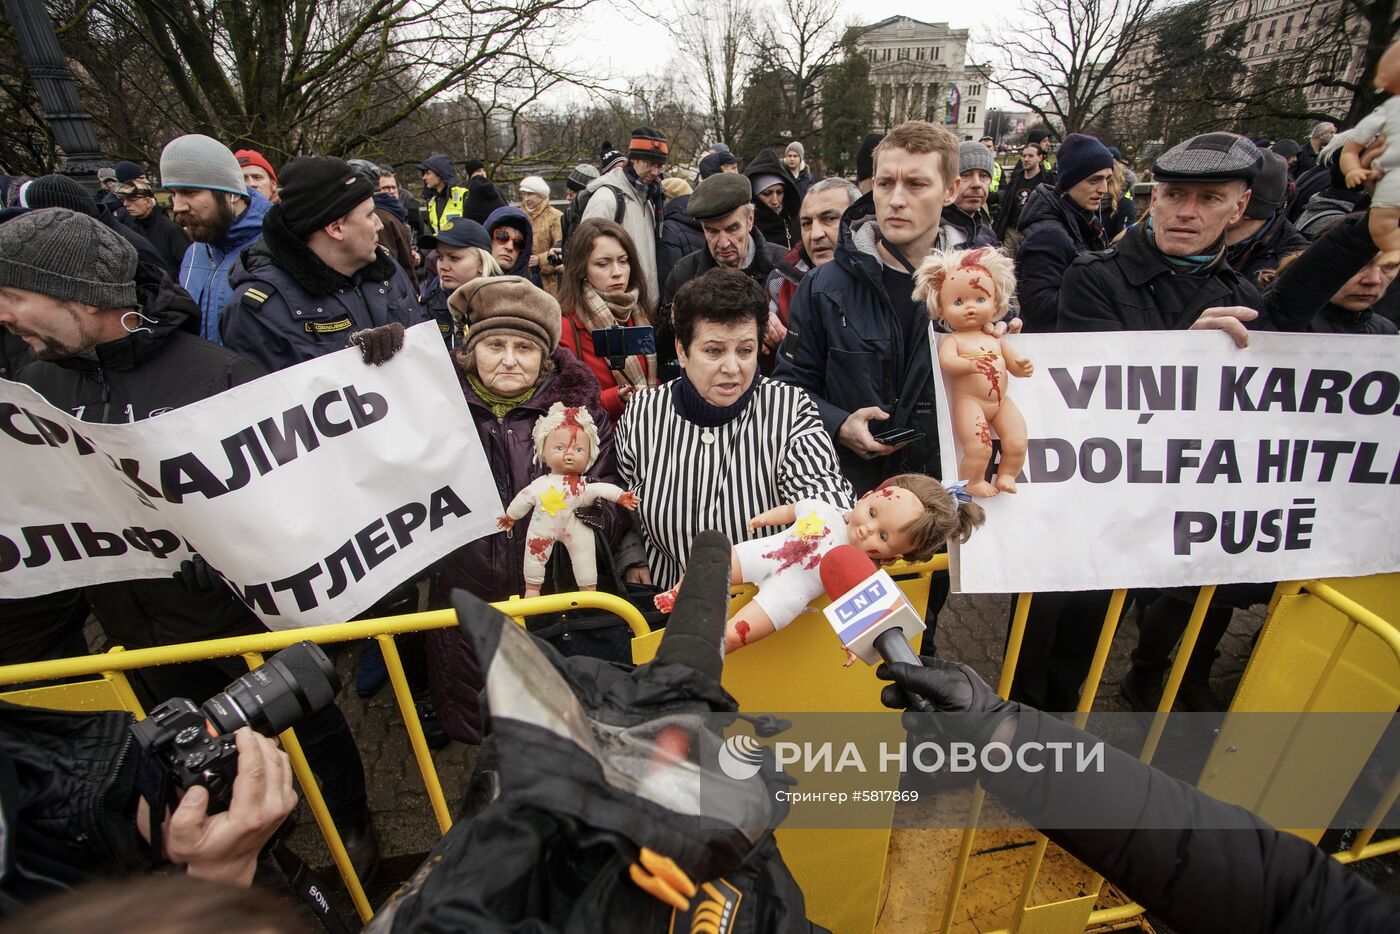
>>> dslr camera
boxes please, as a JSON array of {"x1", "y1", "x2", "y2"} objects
[{"x1": 132, "y1": 641, "x2": 340, "y2": 811}]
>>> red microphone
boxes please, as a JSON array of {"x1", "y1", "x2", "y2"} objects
[{"x1": 819, "y1": 545, "x2": 932, "y2": 712}]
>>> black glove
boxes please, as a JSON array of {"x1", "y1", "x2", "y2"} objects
[
  {"x1": 349, "y1": 322, "x2": 406, "y2": 366},
  {"x1": 876, "y1": 656, "x2": 1022, "y2": 748},
  {"x1": 173, "y1": 554, "x2": 220, "y2": 591}
]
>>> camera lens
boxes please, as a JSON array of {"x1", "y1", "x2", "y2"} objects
[{"x1": 202, "y1": 641, "x2": 342, "y2": 737}]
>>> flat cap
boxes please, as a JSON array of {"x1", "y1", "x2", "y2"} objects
[
  {"x1": 1152, "y1": 133, "x2": 1263, "y2": 184},
  {"x1": 1271, "y1": 138, "x2": 1302, "y2": 158},
  {"x1": 1244, "y1": 150, "x2": 1289, "y2": 219},
  {"x1": 686, "y1": 172, "x2": 752, "y2": 220}
]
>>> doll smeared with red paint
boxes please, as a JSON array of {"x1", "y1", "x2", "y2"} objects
[
  {"x1": 914, "y1": 247, "x2": 1034, "y2": 498},
  {"x1": 654, "y1": 474, "x2": 984, "y2": 653},
  {"x1": 498, "y1": 402, "x2": 639, "y2": 597}
]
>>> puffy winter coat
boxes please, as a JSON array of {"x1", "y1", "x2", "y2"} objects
[
  {"x1": 657, "y1": 194, "x2": 705, "y2": 287},
  {"x1": 1014, "y1": 186, "x2": 1106, "y2": 332},
  {"x1": 179, "y1": 189, "x2": 271, "y2": 344},
  {"x1": 523, "y1": 202, "x2": 564, "y2": 295},
  {"x1": 17, "y1": 272, "x2": 270, "y2": 650},
  {"x1": 1264, "y1": 214, "x2": 1399, "y2": 336},
  {"x1": 424, "y1": 349, "x2": 625, "y2": 743},
  {"x1": 772, "y1": 212, "x2": 960, "y2": 494},
  {"x1": 0, "y1": 701, "x2": 148, "y2": 910},
  {"x1": 744, "y1": 148, "x2": 801, "y2": 251},
  {"x1": 220, "y1": 204, "x2": 426, "y2": 372}
]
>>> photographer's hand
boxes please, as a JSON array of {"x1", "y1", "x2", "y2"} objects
[{"x1": 166, "y1": 729, "x2": 297, "y2": 886}]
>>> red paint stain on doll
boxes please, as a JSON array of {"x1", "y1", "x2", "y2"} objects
[
  {"x1": 562, "y1": 473, "x2": 584, "y2": 496},
  {"x1": 975, "y1": 355, "x2": 1002, "y2": 402},
  {"x1": 762, "y1": 531, "x2": 826, "y2": 572},
  {"x1": 654, "y1": 589, "x2": 677, "y2": 613},
  {"x1": 976, "y1": 417, "x2": 992, "y2": 448},
  {"x1": 965, "y1": 274, "x2": 991, "y2": 296},
  {"x1": 527, "y1": 536, "x2": 552, "y2": 560},
  {"x1": 735, "y1": 620, "x2": 750, "y2": 646}
]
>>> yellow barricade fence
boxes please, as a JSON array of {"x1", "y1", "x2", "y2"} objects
[{"x1": 0, "y1": 567, "x2": 1396, "y2": 933}]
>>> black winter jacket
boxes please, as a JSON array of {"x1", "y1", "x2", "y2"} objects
[
  {"x1": 0, "y1": 700, "x2": 146, "y2": 912},
  {"x1": 941, "y1": 204, "x2": 1001, "y2": 250},
  {"x1": 129, "y1": 206, "x2": 192, "y2": 278},
  {"x1": 773, "y1": 212, "x2": 961, "y2": 493},
  {"x1": 657, "y1": 194, "x2": 705, "y2": 288},
  {"x1": 425, "y1": 349, "x2": 625, "y2": 744},
  {"x1": 1226, "y1": 212, "x2": 1309, "y2": 287},
  {"x1": 1057, "y1": 224, "x2": 1314, "y2": 334},
  {"x1": 1264, "y1": 214, "x2": 1399, "y2": 336},
  {"x1": 18, "y1": 274, "x2": 270, "y2": 650},
  {"x1": 744, "y1": 149, "x2": 801, "y2": 251},
  {"x1": 990, "y1": 709, "x2": 1400, "y2": 934},
  {"x1": 221, "y1": 206, "x2": 426, "y2": 372},
  {"x1": 1014, "y1": 187, "x2": 1105, "y2": 332}
]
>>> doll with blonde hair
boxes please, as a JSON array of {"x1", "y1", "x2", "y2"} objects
[
  {"x1": 498, "y1": 402, "x2": 639, "y2": 597},
  {"x1": 914, "y1": 247, "x2": 1033, "y2": 498}
]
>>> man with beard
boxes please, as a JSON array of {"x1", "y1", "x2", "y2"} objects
[{"x1": 160, "y1": 134, "x2": 272, "y2": 344}]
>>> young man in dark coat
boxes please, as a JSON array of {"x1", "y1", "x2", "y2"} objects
[
  {"x1": 0, "y1": 207, "x2": 379, "y2": 878},
  {"x1": 222, "y1": 155, "x2": 425, "y2": 373},
  {"x1": 1014, "y1": 133, "x2": 1113, "y2": 331},
  {"x1": 995, "y1": 141, "x2": 1054, "y2": 241},
  {"x1": 1226, "y1": 149, "x2": 1309, "y2": 287}
]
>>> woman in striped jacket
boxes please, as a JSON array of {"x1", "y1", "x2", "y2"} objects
[{"x1": 616, "y1": 268, "x2": 853, "y2": 589}]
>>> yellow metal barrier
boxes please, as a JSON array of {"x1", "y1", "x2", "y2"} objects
[{"x1": 1, "y1": 572, "x2": 1394, "y2": 933}]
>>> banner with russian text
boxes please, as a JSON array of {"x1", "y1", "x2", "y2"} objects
[
  {"x1": 932, "y1": 329, "x2": 1400, "y2": 593},
  {"x1": 1, "y1": 323, "x2": 501, "y2": 628}
]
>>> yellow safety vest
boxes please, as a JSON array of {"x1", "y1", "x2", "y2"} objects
[{"x1": 427, "y1": 186, "x2": 468, "y2": 233}]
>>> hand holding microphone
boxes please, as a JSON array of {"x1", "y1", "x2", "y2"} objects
[{"x1": 818, "y1": 545, "x2": 933, "y2": 711}]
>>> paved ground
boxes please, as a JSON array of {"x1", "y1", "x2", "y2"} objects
[{"x1": 285, "y1": 590, "x2": 1397, "y2": 927}]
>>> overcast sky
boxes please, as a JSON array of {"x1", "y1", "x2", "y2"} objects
[{"x1": 567, "y1": 0, "x2": 1028, "y2": 111}]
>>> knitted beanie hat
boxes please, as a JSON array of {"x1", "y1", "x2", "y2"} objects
[
  {"x1": 518, "y1": 176, "x2": 551, "y2": 199},
  {"x1": 234, "y1": 149, "x2": 279, "y2": 188},
  {"x1": 628, "y1": 127, "x2": 669, "y2": 163},
  {"x1": 958, "y1": 140, "x2": 996, "y2": 177},
  {"x1": 160, "y1": 134, "x2": 247, "y2": 195},
  {"x1": 0, "y1": 208, "x2": 137, "y2": 307},
  {"x1": 448, "y1": 275, "x2": 561, "y2": 356},
  {"x1": 1245, "y1": 150, "x2": 1289, "y2": 219},
  {"x1": 786, "y1": 141, "x2": 804, "y2": 160},
  {"x1": 113, "y1": 161, "x2": 145, "y2": 184},
  {"x1": 19, "y1": 174, "x2": 96, "y2": 216},
  {"x1": 1054, "y1": 133, "x2": 1115, "y2": 192},
  {"x1": 566, "y1": 164, "x2": 599, "y2": 193},
  {"x1": 275, "y1": 156, "x2": 376, "y2": 238}
]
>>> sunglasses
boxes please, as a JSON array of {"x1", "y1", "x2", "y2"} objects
[{"x1": 492, "y1": 228, "x2": 525, "y2": 249}]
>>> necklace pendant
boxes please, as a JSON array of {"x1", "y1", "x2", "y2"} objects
[{"x1": 700, "y1": 429, "x2": 716, "y2": 445}]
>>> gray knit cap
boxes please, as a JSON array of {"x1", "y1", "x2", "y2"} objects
[
  {"x1": 160, "y1": 134, "x2": 247, "y2": 196},
  {"x1": 958, "y1": 141, "x2": 996, "y2": 177},
  {"x1": 0, "y1": 208, "x2": 137, "y2": 307}
]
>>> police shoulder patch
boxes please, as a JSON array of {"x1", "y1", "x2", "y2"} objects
[{"x1": 239, "y1": 284, "x2": 275, "y2": 313}]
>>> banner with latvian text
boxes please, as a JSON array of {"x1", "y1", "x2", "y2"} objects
[
  {"x1": 933, "y1": 329, "x2": 1400, "y2": 593},
  {"x1": 1, "y1": 323, "x2": 501, "y2": 628}
]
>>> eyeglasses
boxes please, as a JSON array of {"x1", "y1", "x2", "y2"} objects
[
  {"x1": 379, "y1": 184, "x2": 398, "y2": 194},
  {"x1": 492, "y1": 229, "x2": 525, "y2": 249}
]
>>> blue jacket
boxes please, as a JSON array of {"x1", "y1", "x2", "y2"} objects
[
  {"x1": 220, "y1": 204, "x2": 426, "y2": 373},
  {"x1": 483, "y1": 206, "x2": 540, "y2": 287},
  {"x1": 772, "y1": 211, "x2": 961, "y2": 493},
  {"x1": 179, "y1": 190, "x2": 272, "y2": 344},
  {"x1": 420, "y1": 275, "x2": 457, "y2": 348}
]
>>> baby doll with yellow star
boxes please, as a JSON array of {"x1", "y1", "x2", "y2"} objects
[
  {"x1": 498, "y1": 402, "x2": 639, "y2": 598},
  {"x1": 653, "y1": 474, "x2": 983, "y2": 654}
]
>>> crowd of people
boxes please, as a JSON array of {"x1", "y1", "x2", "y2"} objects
[{"x1": 0, "y1": 100, "x2": 1397, "y2": 928}]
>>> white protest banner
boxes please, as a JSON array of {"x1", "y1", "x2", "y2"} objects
[
  {"x1": 933, "y1": 329, "x2": 1400, "y2": 593},
  {"x1": 1, "y1": 322, "x2": 501, "y2": 628}
]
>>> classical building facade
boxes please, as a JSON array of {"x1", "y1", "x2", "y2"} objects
[{"x1": 855, "y1": 16, "x2": 989, "y2": 141}]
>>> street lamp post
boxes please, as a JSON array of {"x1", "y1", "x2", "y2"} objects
[{"x1": 3, "y1": 0, "x2": 105, "y2": 181}]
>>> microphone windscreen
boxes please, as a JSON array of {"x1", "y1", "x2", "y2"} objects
[
  {"x1": 652, "y1": 530, "x2": 731, "y2": 682},
  {"x1": 820, "y1": 544, "x2": 878, "y2": 600}
]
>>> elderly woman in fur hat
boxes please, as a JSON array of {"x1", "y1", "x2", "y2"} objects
[{"x1": 424, "y1": 275, "x2": 636, "y2": 744}]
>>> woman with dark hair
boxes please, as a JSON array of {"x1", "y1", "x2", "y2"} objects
[
  {"x1": 558, "y1": 218, "x2": 656, "y2": 419},
  {"x1": 616, "y1": 267, "x2": 852, "y2": 588}
]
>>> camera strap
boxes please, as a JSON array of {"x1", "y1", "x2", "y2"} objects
[{"x1": 269, "y1": 837, "x2": 353, "y2": 934}]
